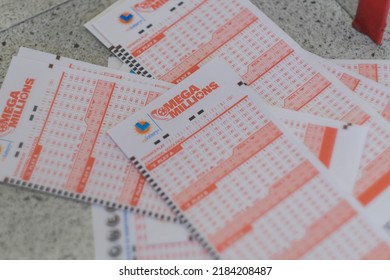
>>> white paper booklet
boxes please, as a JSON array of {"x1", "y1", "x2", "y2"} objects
[
  {"x1": 0, "y1": 55, "x2": 175, "y2": 219},
  {"x1": 86, "y1": 0, "x2": 390, "y2": 231},
  {"x1": 109, "y1": 59, "x2": 390, "y2": 259},
  {"x1": 334, "y1": 59, "x2": 390, "y2": 88},
  {"x1": 92, "y1": 206, "x2": 211, "y2": 259}
]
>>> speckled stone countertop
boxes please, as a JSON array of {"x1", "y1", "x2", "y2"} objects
[{"x1": 0, "y1": 0, "x2": 389, "y2": 259}]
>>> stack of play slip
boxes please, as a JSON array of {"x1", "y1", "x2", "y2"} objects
[
  {"x1": 85, "y1": 0, "x2": 390, "y2": 259},
  {"x1": 0, "y1": 0, "x2": 389, "y2": 259},
  {"x1": 0, "y1": 48, "x2": 374, "y2": 259}
]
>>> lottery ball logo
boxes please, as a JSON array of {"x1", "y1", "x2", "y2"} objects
[
  {"x1": 134, "y1": 0, "x2": 169, "y2": 12},
  {"x1": 151, "y1": 107, "x2": 171, "y2": 121},
  {"x1": 0, "y1": 120, "x2": 11, "y2": 137},
  {"x1": 119, "y1": 12, "x2": 134, "y2": 24},
  {"x1": 135, "y1": 120, "x2": 151, "y2": 135}
]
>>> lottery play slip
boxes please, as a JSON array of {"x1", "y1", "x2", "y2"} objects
[
  {"x1": 88, "y1": 0, "x2": 390, "y2": 235},
  {"x1": 109, "y1": 59, "x2": 390, "y2": 259},
  {"x1": 0, "y1": 54, "x2": 177, "y2": 219}
]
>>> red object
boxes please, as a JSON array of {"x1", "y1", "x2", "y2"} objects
[{"x1": 352, "y1": 0, "x2": 390, "y2": 44}]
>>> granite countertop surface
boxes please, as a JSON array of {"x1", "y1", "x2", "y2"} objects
[{"x1": 0, "y1": 0, "x2": 389, "y2": 259}]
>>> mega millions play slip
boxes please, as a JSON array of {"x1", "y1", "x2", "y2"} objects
[
  {"x1": 88, "y1": 0, "x2": 390, "y2": 233},
  {"x1": 0, "y1": 53, "x2": 178, "y2": 219},
  {"x1": 108, "y1": 58, "x2": 390, "y2": 259}
]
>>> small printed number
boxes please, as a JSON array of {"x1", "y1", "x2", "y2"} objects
[{"x1": 212, "y1": 266, "x2": 272, "y2": 276}]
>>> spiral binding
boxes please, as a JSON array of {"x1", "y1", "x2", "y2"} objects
[
  {"x1": 129, "y1": 156, "x2": 221, "y2": 260},
  {"x1": 109, "y1": 45, "x2": 153, "y2": 78},
  {"x1": 3, "y1": 177, "x2": 177, "y2": 223}
]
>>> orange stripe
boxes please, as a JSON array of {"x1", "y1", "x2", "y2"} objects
[
  {"x1": 339, "y1": 73, "x2": 360, "y2": 91},
  {"x1": 382, "y1": 100, "x2": 390, "y2": 122},
  {"x1": 117, "y1": 167, "x2": 143, "y2": 205},
  {"x1": 284, "y1": 74, "x2": 331, "y2": 111},
  {"x1": 180, "y1": 184, "x2": 217, "y2": 211},
  {"x1": 216, "y1": 225, "x2": 253, "y2": 253},
  {"x1": 146, "y1": 91, "x2": 163, "y2": 105},
  {"x1": 319, "y1": 127, "x2": 337, "y2": 168},
  {"x1": 172, "y1": 65, "x2": 200, "y2": 85},
  {"x1": 22, "y1": 145, "x2": 42, "y2": 181},
  {"x1": 76, "y1": 157, "x2": 95, "y2": 193},
  {"x1": 358, "y1": 64, "x2": 379, "y2": 82},
  {"x1": 358, "y1": 169, "x2": 390, "y2": 205},
  {"x1": 132, "y1": 33, "x2": 165, "y2": 57},
  {"x1": 341, "y1": 106, "x2": 371, "y2": 125},
  {"x1": 209, "y1": 161, "x2": 318, "y2": 253},
  {"x1": 146, "y1": 145, "x2": 183, "y2": 171},
  {"x1": 130, "y1": 175, "x2": 146, "y2": 206},
  {"x1": 362, "y1": 242, "x2": 390, "y2": 259},
  {"x1": 22, "y1": 73, "x2": 65, "y2": 180},
  {"x1": 242, "y1": 40, "x2": 294, "y2": 85},
  {"x1": 273, "y1": 201, "x2": 356, "y2": 259},
  {"x1": 66, "y1": 81, "x2": 116, "y2": 192}
]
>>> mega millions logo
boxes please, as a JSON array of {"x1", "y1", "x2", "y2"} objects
[
  {"x1": 151, "y1": 82, "x2": 219, "y2": 121},
  {"x1": 0, "y1": 78, "x2": 35, "y2": 137},
  {"x1": 134, "y1": 0, "x2": 170, "y2": 12}
]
